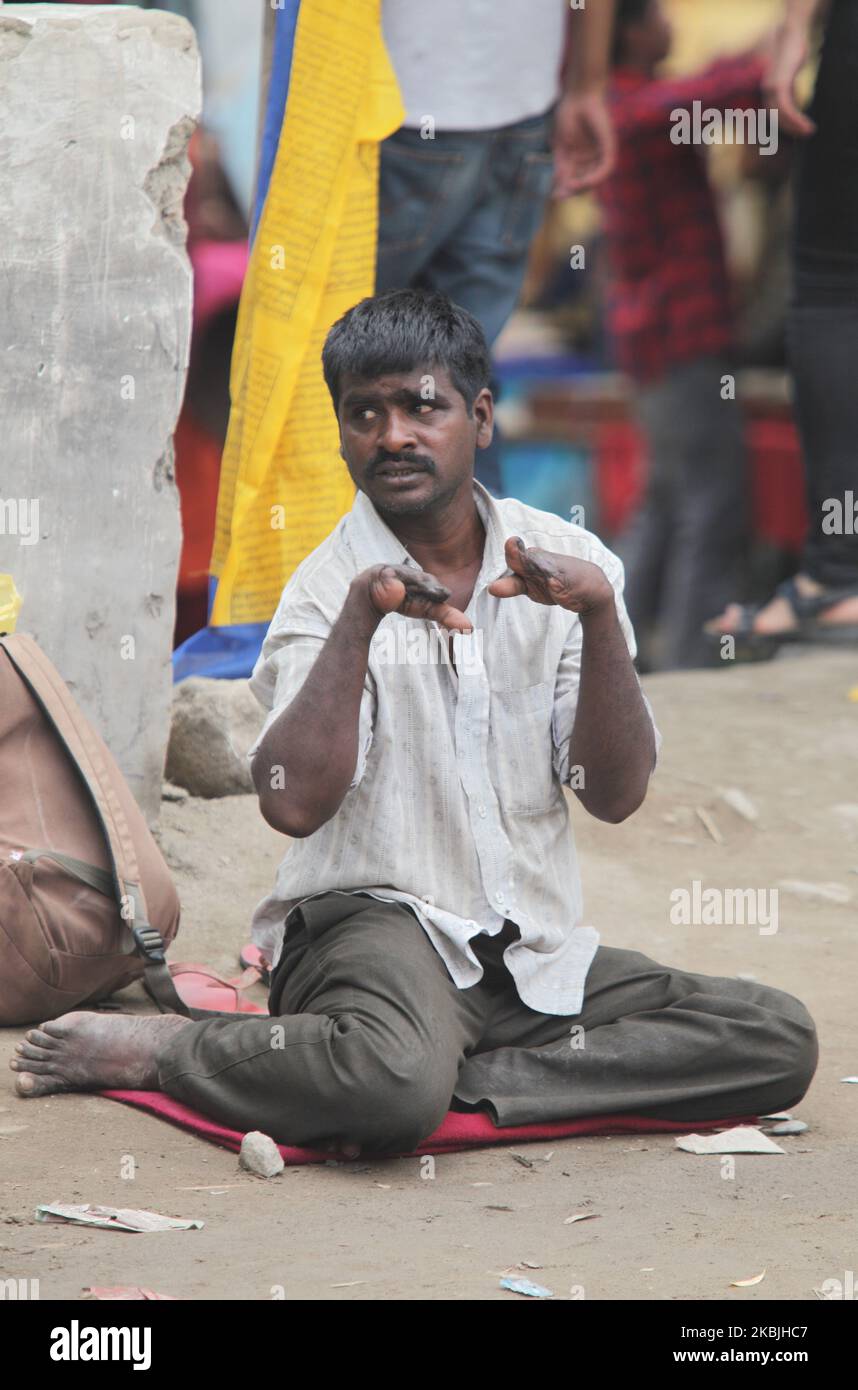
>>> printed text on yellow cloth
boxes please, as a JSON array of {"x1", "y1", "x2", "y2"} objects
[{"x1": 211, "y1": 0, "x2": 404, "y2": 625}]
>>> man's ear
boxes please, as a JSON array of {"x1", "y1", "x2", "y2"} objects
[{"x1": 473, "y1": 386, "x2": 494, "y2": 450}]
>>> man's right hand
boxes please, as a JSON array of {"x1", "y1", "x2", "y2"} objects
[{"x1": 350, "y1": 565, "x2": 473, "y2": 635}]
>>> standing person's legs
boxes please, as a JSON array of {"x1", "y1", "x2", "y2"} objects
[
  {"x1": 789, "y1": 0, "x2": 858, "y2": 593},
  {"x1": 658, "y1": 358, "x2": 747, "y2": 668},
  {"x1": 621, "y1": 360, "x2": 746, "y2": 669},
  {"x1": 375, "y1": 127, "x2": 485, "y2": 299},
  {"x1": 790, "y1": 303, "x2": 858, "y2": 591},
  {"x1": 413, "y1": 112, "x2": 555, "y2": 349},
  {"x1": 375, "y1": 114, "x2": 555, "y2": 494},
  {"x1": 706, "y1": 1, "x2": 858, "y2": 640},
  {"x1": 418, "y1": 112, "x2": 555, "y2": 497},
  {"x1": 452, "y1": 941, "x2": 818, "y2": 1127},
  {"x1": 375, "y1": 125, "x2": 501, "y2": 491},
  {"x1": 616, "y1": 373, "x2": 679, "y2": 659}
]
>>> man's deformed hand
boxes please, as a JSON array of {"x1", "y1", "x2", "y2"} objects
[
  {"x1": 488, "y1": 537, "x2": 614, "y2": 617},
  {"x1": 352, "y1": 563, "x2": 473, "y2": 634}
]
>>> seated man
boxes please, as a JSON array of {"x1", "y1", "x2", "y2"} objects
[{"x1": 12, "y1": 289, "x2": 817, "y2": 1155}]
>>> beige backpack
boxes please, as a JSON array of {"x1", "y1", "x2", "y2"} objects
[{"x1": 0, "y1": 633, "x2": 186, "y2": 1025}]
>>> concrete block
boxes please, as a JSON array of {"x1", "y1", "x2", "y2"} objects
[
  {"x1": 166, "y1": 678, "x2": 265, "y2": 798},
  {"x1": 0, "y1": 5, "x2": 201, "y2": 823}
]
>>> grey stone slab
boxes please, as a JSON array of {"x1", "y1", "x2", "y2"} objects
[{"x1": 0, "y1": 4, "x2": 202, "y2": 823}]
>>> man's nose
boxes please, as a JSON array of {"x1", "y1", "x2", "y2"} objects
[{"x1": 378, "y1": 407, "x2": 418, "y2": 454}]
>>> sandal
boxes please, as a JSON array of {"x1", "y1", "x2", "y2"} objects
[
  {"x1": 704, "y1": 576, "x2": 858, "y2": 661},
  {"x1": 143, "y1": 961, "x2": 268, "y2": 1015},
  {"x1": 238, "y1": 942, "x2": 271, "y2": 987}
]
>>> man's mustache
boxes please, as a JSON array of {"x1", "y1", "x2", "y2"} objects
[{"x1": 368, "y1": 452, "x2": 436, "y2": 477}]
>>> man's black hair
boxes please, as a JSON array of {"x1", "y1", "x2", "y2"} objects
[
  {"x1": 612, "y1": 0, "x2": 652, "y2": 66},
  {"x1": 322, "y1": 288, "x2": 491, "y2": 415}
]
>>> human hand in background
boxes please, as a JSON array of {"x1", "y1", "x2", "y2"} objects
[
  {"x1": 763, "y1": 16, "x2": 816, "y2": 136},
  {"x1": 552, "y1": 88, "x2": 617, "y2": 196}
]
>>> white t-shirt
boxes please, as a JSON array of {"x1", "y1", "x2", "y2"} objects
[{"x1": 381, "y1": 0, "x2": 566, "y2": 131}]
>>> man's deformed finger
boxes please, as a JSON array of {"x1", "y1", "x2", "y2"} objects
[
  {"x1": 504, "y1": 536, "x2": 528, "y2": 574},
  {"x1": 403, "y1": 573, "x2": 450, "y2": 603},
  {"x1": 407, "y1": 585, "x2": 450, "y2": 606},
  {"x1": 519, "y1": 546, "x2": 560, "y2": 585},
  {"x1": 430, "y1": 603, "x2": 473, "y2": 633},
  {"x1": 488, "y1": 575, "x2": 528, "y2": 598},
  {"x1": 370, "y1": 572, "x2": 407, "y2": 608}
]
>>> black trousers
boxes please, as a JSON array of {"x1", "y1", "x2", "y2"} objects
[
  {"x1": 790, "y1": 0, "x2": 858, "y2": 588},
  {"x1": 622, "y1": 356, "x2": 747, "y2": 669}
]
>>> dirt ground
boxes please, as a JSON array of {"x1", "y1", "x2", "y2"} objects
[{"x1": 1, "y1": 649, "x2": 856, "y2": 1301}]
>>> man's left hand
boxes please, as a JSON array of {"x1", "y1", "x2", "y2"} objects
[{"x1": 489, "y1": 536, "x2": 615, "y2": 616}]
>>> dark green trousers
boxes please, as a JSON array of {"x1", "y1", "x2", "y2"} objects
[{"x1": 155, "y1": 892, "x2": 818, "y2": 1152}]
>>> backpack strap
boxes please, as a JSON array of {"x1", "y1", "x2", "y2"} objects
[{"x1": 0, "y1": 634, "x2": 188, "y2": 1016}]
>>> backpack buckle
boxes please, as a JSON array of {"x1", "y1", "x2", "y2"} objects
[{"x1": 132, "y1": 924, "x2": 166, "y2": 962}]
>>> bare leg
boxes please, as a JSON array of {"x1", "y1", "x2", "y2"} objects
[{"x1": 10, "y1": 1012, "x2": 192, "y2": 1097}]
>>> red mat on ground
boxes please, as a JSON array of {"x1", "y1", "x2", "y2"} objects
[{"x1": 101, "y1": 1090, "x2": 756, "y2": 1163}]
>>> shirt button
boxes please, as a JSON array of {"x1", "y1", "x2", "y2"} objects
[
  {"x1": 495, "y1": 890, "x2": 505, "y2": 905},
  {"x1": 478, "y1": 804, "x2": 487, "y2": 818}
]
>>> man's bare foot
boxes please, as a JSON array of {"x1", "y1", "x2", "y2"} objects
[
  {"x1": 10, "y1": 1011, "x2": 192, "y2": 1097},
  {"x1": 707, "y1": 574, "x2": 858, "y2": 637}
]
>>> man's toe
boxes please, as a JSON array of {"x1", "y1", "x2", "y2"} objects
[
  {"x1": 10, "y1": 1057, "x2": 54, "y2": 1074},
  {"x1": 15, "y1": 1071, "x2": 57, "y2": 1096},
  {"x1": 16, "y1": 1039, "x2": 54, "y2": 1060}
]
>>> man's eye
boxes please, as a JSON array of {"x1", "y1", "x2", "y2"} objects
[
  {"x1": 414, "y1": 402, "x2": 434, "y2": 414},
  {"x1": 355, "y1": 408, "x2": 377, "y2": 421}
]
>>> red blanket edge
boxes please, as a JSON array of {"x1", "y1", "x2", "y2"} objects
[{"x1": 101, "y1": 1090, "x2": 758, "y2": 1164}]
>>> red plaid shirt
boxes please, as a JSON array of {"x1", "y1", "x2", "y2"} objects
[{"x1": 596, "y1": 55, "x2": 765, "y2": 383}]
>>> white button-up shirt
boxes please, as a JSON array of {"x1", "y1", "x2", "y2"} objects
[{"x1": 247, "y1": 482, "x2": 660, "y2": 1016}]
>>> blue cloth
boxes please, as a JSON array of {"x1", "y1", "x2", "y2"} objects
[
  {"x1": 173, "y1": 578, "x2": 267, "y2": 683},
  {"x1": 250, "y1": 1, "x2": 301, "y2": 245},
  {"x1": 173, "y1": 621, "x2": 268, "y2": 683}
]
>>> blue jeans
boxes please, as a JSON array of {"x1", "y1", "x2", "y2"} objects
[{"x1": 375, "y1": 110, "x2": 555, "y2": 492}]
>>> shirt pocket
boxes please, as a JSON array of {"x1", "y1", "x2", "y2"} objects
[{"x1": 488, "y1": 678, "x2": 559, "y2": 816}]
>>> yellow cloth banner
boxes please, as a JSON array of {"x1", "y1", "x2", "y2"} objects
[{"x1": 210, "y1": 0, "x2": 404, "y2": 625}]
